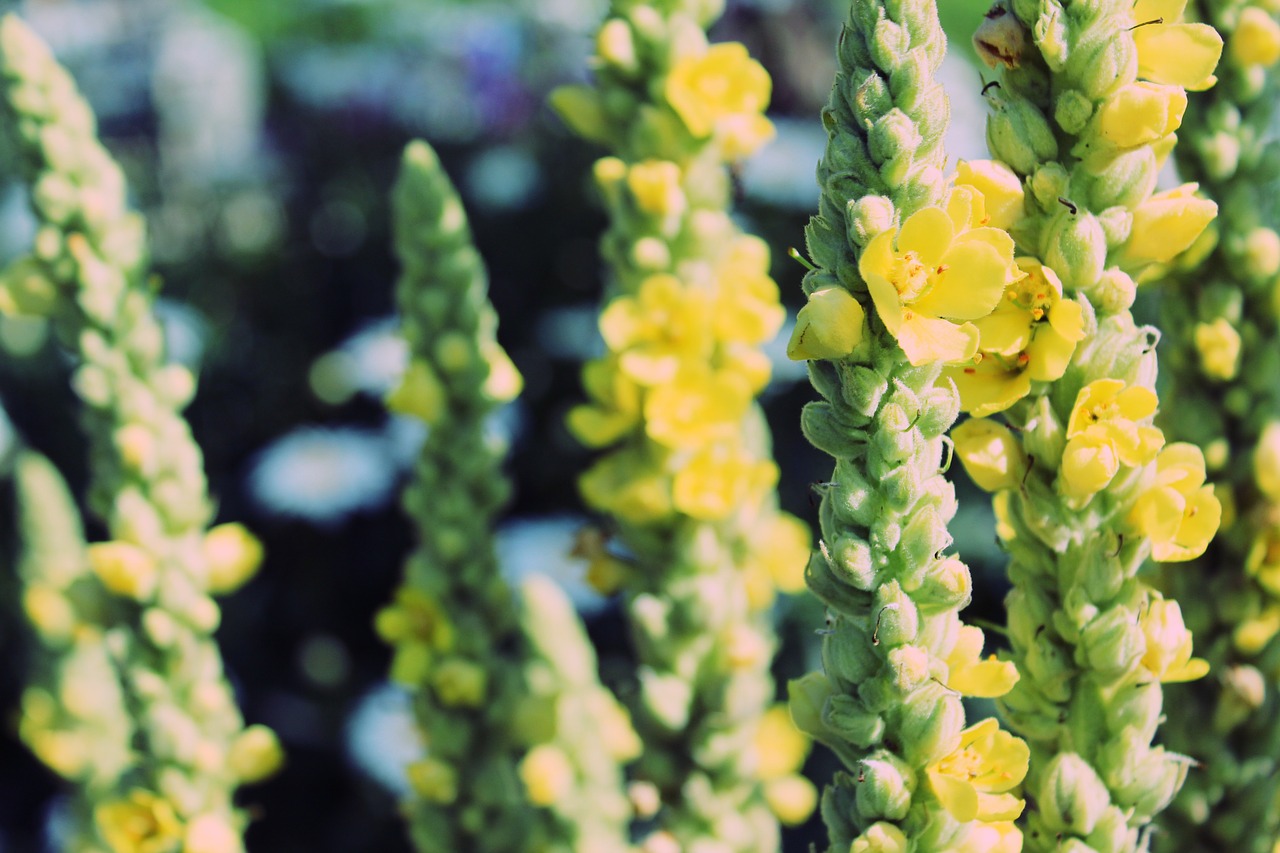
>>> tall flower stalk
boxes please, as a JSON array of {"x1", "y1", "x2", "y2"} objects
[
  {"x1": 783, "y1": 1, "x2": 1031, "y2": 851},
  {"x1": 1151, "y1": 2, "x2": 1280, "y2": 849},
  {"x1": 377, "y1": 140, "x2": 634, "y2": 852},
  {"x1": 949, "y1": 1, "x2": 1225, "y2": 848},
  {"x1": 553, "y1": 2, "x2": 815, "y2": 848},
  {"x1": 0, "y1": 15, "x2": 275, "y2": 852}
]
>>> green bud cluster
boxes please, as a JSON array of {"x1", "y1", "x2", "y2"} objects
[
  {"x1": 967, "y1": 2, "x2": 1228, "y2": 849},
  {"x1": 0, "y1": 15, "x2": 271, "y2": 851},
  {"x1": 791, "y1": 2, "x2": 1030, "y2": 851},
  {"x1": 380, "y1": 141, "x2": 629, "y2": 852},
  {"x1": 554, "y1": 2, "x2": 809, "y2": 849},
  {"x1": 1150, "y1": 3, "x2": 1280, "y2": 850}
]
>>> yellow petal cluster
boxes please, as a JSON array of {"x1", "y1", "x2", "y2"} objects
[
  {"x1": 1138, "y1": 596, "x2": 1210, "y2": 683},
  {"x1": 1121, "y1": 183, "x2": 1218, "y2": 268},
  {"x1": 741, "y1": 512, "x2": 811, "y2": 610},
  {"x1": 1131, "y1": 0, "x2": 1225, "y2": 91},
  {"x1": 1129, "y1": 443, "x2": 1222, "y2": 562},
  {"x1": 572, "y1": 234, "x2": 786, "y2": 527},
  {"x1": 1060, "y1": 379, "x2": 1164, "y2": 501},
  {"x1": 952, "y1": 418, "x2": 1028, "y2": 492},
  {"x1": 664, "y1": 42, "x2": 774, "y2": 158},
  {"x1": 1231, "y1": 6, "x2": 1280, "y2": 69},
  {"x1": 94, "y1": 789, "x2": 183, "y2": 853},
  {"x1": 946, "y1": 259, "x2": 1084, "y2": 416},
  {"x1": 860, "y1": 186, "x2": 1022, "y2": 366},
  {"x1": 943, "y1": 625, "x2": 1020, "y2": 698},
  {"x1": 926, "y1": 718, "x2": 1029, "y2": 824}
]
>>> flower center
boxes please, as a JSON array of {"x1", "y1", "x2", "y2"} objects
[
  {"x1": 938, "y1": 745, "x2": 986, "y2": 781},
  {"x1": 891, "y1": 251, "x2": 931, "y2": 303}
]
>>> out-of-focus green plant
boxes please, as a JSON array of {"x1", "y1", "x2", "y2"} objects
[
  {"x1": 552, "y1": 1, "x2": 817, "y2": 849},
  {"x1": 783, "y1": 1, "x2": 1030, "y2": 850},
  {"x1": 1152, "y1": 2, "x2": 1280, "y2": 849},
  {"x1": 0, "y1": 13, "x2": 278, "y2": 852},
  {"x1": 377, "y1": 139, "x2": 634, "y2": 852}
]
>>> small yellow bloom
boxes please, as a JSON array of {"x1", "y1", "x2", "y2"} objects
[
  {"x1": 1061, "y1": 379, "x2": 1164, "y2": 500},
  {"x1": 952, "y1": 418, "x2": 1028, "y2": 492},
  {"x1": 229, "y1": 724, "x2": 285, "y2": 784},
  {"x1": 579, "y1": 447, "x2": 674, "y2": 523},
  {"x1": 752, "y1": 512, "x2": 811, "y2": 597},
  {"x1": 95, "y1": 790, "x2": 183, "y2": 853},
  {"x1": 1234, "y1": 602, "x2": 1280, "y2": 655},
  {"x1": 1139, "y1": 596, "x2": 1209, "y2": 682},
  {"x1": 1096, "y1": 82, "x2": 1187, "y2": 150},
  {"x1": 954, "y1": 159, "x2": 1025, "y2": 231},
  {"x1": 566, "y1": 357, "x2": 643, "y2": 448},
  {"x1": 1129, "y1": 443, "x2": 1221, "y2": 562},
  {"x1": 1131, "y1": 0, "x2": 1224, "y2": 90},
  {"x1": 88, "y1": 541, "x2": 159, "y2": 601},
  {"x1": 626, "y1": 160, "x2": 686, "y2": 218},
  {"x1": 1194, "y1": 318, "x2": 1242, "y2": 380},
  {"x1": 385, "y1": 359, "x2": 446, "y2": 425},
  {"x1": 943, "y1": 625, "x2": 1020, "y2": 698},
  {"x1": 664, "y1": 42, "x2": 774, "y2": 157},
  {"x1": 713, "y1": 236, "x2": 785, "y2": 346},
  {"x1": 850, "y1": 823, "x2": 909, "y2": 853},
  {"x1": 946, "y1": 259, "x2": 1084, "y2": 416},
  {"x1": 763, "y1": 776, "x2": 818, "y2": 826},
  {"x1": 786, "y1": 287, "x2": 866, "y2": 361},
  {"x1": 519, "y1": 744, "x2": 575, "y2": 806},
  {"x1": 954, "y1": 821, "x2": 1023, "y2": 853},
  {"x1": 598, "y1": 274, "x2": 713, "y2": 385},
  {"x1": 927, "y1": 718, "x2": 1029, "y2": 823},
  {"x1": 1255, "y1": 422, "x2": 1280, "y2": 503},
  {"x1": 754, "y1": 704, "x2": 811, "y2": 780},
  {"x1": 23, "y1": 584, "x2": 76, "y2": 640},
  {"x1": 1123, "y1": 183, "x2": 1218, "y2": 267},
  {"x1": 860, "y1": 187, "x2": 1020, "y2": 365},
  {"x1": 203, "y1": 523, "x2": 264, "y2": 595},
  {"x1": 643, "y1": 366, "x2": 751, "y2": 449},
  {"x1": 1230, "y1": 6, "x2": 1280, "y2": 68},
  {"x1": 431, "y1": 658, "x2": 489, "y2": 708},
  {"x1": 672, "y1": 442, "x2": 776, "y2": 521}
]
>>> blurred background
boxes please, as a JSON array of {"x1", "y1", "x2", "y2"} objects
[{"x1": 0, "y1": 0, "x2": 1003, "y2": 850}]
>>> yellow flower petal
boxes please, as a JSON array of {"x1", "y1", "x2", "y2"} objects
[
  {"x1": 1097, "y1": 82, "x2": 1187, "y2": 149},
  {"x1": 1135, "y1": 23, "x2": 1223, "y2": 91},
  {"x1": 913, "y1": 240, "x2": 1010, "y2": 320},
  {"x1": 897, "y1": 315, "x2": 980, "y2": 365},
  {"x1": 899, "y1": 206, "x2": 955, "y2": 268}
]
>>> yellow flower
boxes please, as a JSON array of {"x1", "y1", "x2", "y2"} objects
[
  {"x1": 712, "y1": 236, "x2": 785, "y2": 346},
  {"x1": 952, "y1": 418, "x2": 1028, "y2": 492},
  {"x1": 643, "y1": 366, "x2": 751, "y2": 449},
  {"x1": 627, "y1": 160, "x2": 686, "y2": 218},
  {"x1": 1234, "y1": 601, "x2": 1280, "y2": 655},
  {"x1": 763, "y1": 776, "x2": 818, "y2": 826},
  {"x1": 944, "y1": 625, "x2": 1020, "y2": 698},
  {"x1": 1129, "y1": 443, "x2": 1221, "y2": 562},
  {"x1": 1130, "y1": 0, "x2": 1224, "y2": 90},
  {"x1": 1138, "y1": 596, "x2": 1209, "y2": 682},
  {"x1": 1095, "y1": 82, "x2": 1187, "y2": 150},
  {"x1": 954, "y1": 159, "x2": 1025, "y2": 231},
  {"x1": 786, "y1": 286, "x2": 866, "y2": 360},
  {"x1": 860, "y1": 187, "x2": 1020, "y2": 365},
  {"x1": 203, "y1": 523, "x2": 264, "y2": 595},
  {"x1": 751, "y1": 512, "x2": 811, "y2": 599},
  {"x1": 927, "y1": 718, "x2": 1029, "y2": 823},
  {"x1": 1061, "y1": 379, "x2": 1164, "y2": 500},
  {"x1": 599, "y1": 274, "x2": 713, "y2": 385},
  {"x1": 664, "y1": 42, "x2": 774, "y2": 157},
  {"x1": 519, "y1": 744, "x2": 575, "y2": 806},
  {"x1": 579, "y1": 446, "x2": 674, "y2": 524},
  {"x1": 385, "y1": 359, "x2": 446, "y2": 425},
  {"x1": 1231, "y1": 6, "x2": 1280, "y2": 68},
  {"x1": 88, "y1": 541, "x2": 159, "y2": 601},
  {"x1": 229, "y1": 724, "x2": 285, "y2": 784},
  {"x1": 95, "y1": 790, "x2": 183, "y2": 853},
  {"x1": 946, "y1": 259, "x2": 1084, "y2": 416},
  {"x1": 754, "y1": 704, "x2": 810, "y2": 780},
  {"x1": 672, "y1": 442, "x2": 776, "y2": 521},
  {"x1": 1122, "y1": 183, "x2": 1218, "y2": 267},
  {"x1": 567, "y1": 357, "x2": 643, "y2": 448},
  {"x1": 1194, "y1": 317, "x2": 1241, "y2": 380},
  {"x1": 1255, "y1": 422, "x2": 1280, "y2": 503}
]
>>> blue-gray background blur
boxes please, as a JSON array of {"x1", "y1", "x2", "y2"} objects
[{"x1": 0, "y1": 1, "x2": 1001, "y2": 850}]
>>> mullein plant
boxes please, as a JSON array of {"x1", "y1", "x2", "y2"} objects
[
  {"x1": 0, "y1": 14, "x2": 278, "y2": 853},
  {"x1": 1150, "y1": 2, "x2": 1280, "y2": 849},
  {"x1": 377, "y1": 140, "x2": 636, "y2": 852},
  {"x1": 551, "y1": 1, "x2": 816, "y2": 849},
  {"x1": 781, "y1": 1, "x2": 1034, "y2": 851},
  {"x1": 948, "y1": 0, "x2": 1227, "y2": 849}
]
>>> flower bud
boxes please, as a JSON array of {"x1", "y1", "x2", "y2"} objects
[
  {"x1": 855, "y1": 751, "x2": 914, "y2": 821},
  {"x1": 847, "y1": 195, "x2": 896, "y2": 247},
  {"x1": 1066, "y1": 20, "x2": 1136, "y2": 99},
  {"x1": 1095, "y1": 83, "x2": 1186, "y2": 150},
  {"x1": 518, "y1": 744, "x2": 573, "y2": 806},
  {"x1": 788, "y1": 287, "x2": 866, "y2": 361},
  {"x1": 850, "y1": 822, "x2": 908, "y2": 853},
  {"x1": 1054, "y1": 88, "x2": 1094, "y2": 135},
  {"x1": 88, "y1": 541, "x2": 158, "y2": 601},
  {"x1": 1243, "y1": 226, "x2": 1280, "y2": 281},
  {"x1": 229, "y1": 725, "x2": 284, "y2": 784},
  {"x1": 788, "y1": 672, "x2": 835, "y2": 744},
  {"x1": 1044, "y1": 209, "x2": 1106, "y2": 292},
  {"x1": 985, "y1": 90, "x2": 1058, "y2": 174},
  {"x1": 1194, "y1": 318, "x2": 1241, "y2": 381},
  {"x1": 1081, "y1": 606, "x2": 1145, "y2": 677},
  {"x1": 824, "y1": 694, "x2": 886, "y2": 748},
  {"x1": 1255, "y1": 422, "x2": 1280, "y2": 502},
  {"x1": 1231, "y1": 6, "x2": 1280, "y2": 68},
  {"x1": 1122, "y1": 183, "x2": 1218, "y2": 267},
  {"x1": 955, "y1": 159, "x2": 1025, "y2": 230},
  {"x1": 1039, "y1": 753, "x2": 1111, "y2": 835},
  {"x1": 952, "y1": 418, "x2": 1027, "y2": 492},
  {"x1": 898, "y1": 681, "x2": 964, "y2": 765},
  {"x1": 640, "y1": 670, "x2": 692, "y2": 732},
  {"x1": 549, "y1": 85, "x2": 610, "y2": 143}
]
